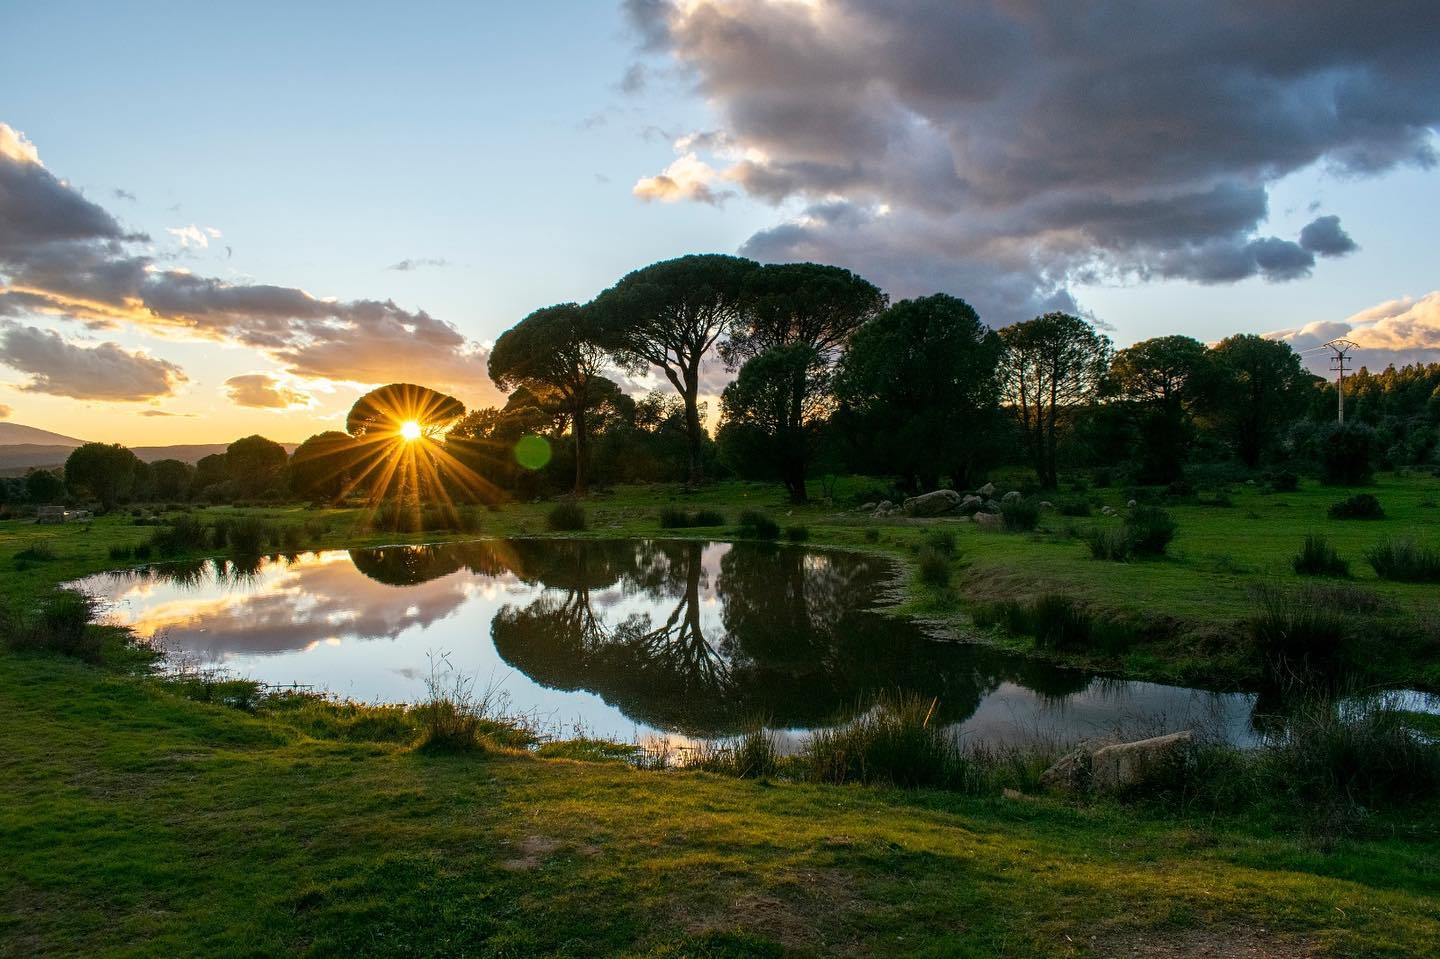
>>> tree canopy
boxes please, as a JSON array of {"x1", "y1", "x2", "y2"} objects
[{"x1": 64, "y1": 442, "x2": 142, "y2": 510}]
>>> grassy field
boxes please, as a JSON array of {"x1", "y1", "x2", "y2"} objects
[{"x1": 3, "y1": 475, "x2": 1439, "y2": 956}]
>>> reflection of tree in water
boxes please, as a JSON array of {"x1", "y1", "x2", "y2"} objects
[
  {"x1": 492, "y1": 538, "x2": 1018, "y2": 737},
  {"x1": 350, "y1": 541, "x2": 519, "y2": 586}
]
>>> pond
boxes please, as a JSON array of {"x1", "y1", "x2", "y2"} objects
[{"x1": 70, "y1": 538, "x2": 1412, "y2": 749}]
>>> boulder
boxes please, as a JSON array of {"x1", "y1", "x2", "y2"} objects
[
  {"x1": 1037, "y1": 746, "x2": 1091, "y2": 792},
  {"x1": 858, "y1": 502, "x2": 877, "y2": 513},
  {"x1": 1038, "y1": 501, "x2": 1054, "y2": 510},
  {"x1": 980, "y1": 499, "x2": 1001, "y2": 513},
  {"x1": 974, "y1": 512, "x2": 1003, "y2": 531},
  {"x1": 1090, "y1": 731, "x2": 1192, "y2": 793},
  {"x1": 872, "y1": 500, "x2": 897, "y2": 518},
  {"x1": 1002, "y1": 490, "x2": 1023, "y2": 503},
  {"x1": 957, "y1": 494, "x2": 984, "y2": 516},
  {"x1": 977, "y1": 482, "x2": 997, "y2": 497},
  {"x1": 1126, "y1": 499, "x2": 1138, "y2": 508},
  {"x1": 903, "y1": 489, "x2": 961, "y2": 516}
]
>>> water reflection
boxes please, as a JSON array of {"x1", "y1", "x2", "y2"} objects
[{"x1": 75, "y1": 539, "x2": 1280, "y2": 745}]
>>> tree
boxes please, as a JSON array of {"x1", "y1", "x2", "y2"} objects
[
  {"x1": 149, "y1": 459, "x2": 195, "y2": 500},
  {"x1": 1208, "y1": 334, "x2": 1313, "y2": 467},
  {"x1": 998, "y1": 313, "x2": 1112, "y2": 489},
  {"x1": 718, "y1": 343, "x2": 829, "y2": 502},
  {"x1": 345, "y1": 382, "x2": 466, "y2": 439},
  {"x1": 489, "y1": 303, "x2": 609, "y2": 494},
  {"x1": 591, "y1": 254, "x2": 758, "y2": 486},
  {"x1": 289, "y1": 431, "x2": 356, "y2": 502},
  {"x1": 1106, "y1": 335, "x2": 1214, "y2": 483},
  {"x1": 64, "y1": 442, "x2": 142, "y2": 510},
  {"x1": 345, "y1": 383, "x2": 468, "y2": 503},
  {"x1": 834, "y1": 294, "x2": 1004, "y2": 491},
  {"x1": 194, "y1": 453, "x2": 228, "y2": 492},
  {"x1": 723, "y1": 262, "x2": 886, "y2": 366},
  {"x1": 224, "y1": 435, "x2": 290, "y2": 497},
  {"x1": 24, "y1": 468, "x2": 65, "y2": 504}
]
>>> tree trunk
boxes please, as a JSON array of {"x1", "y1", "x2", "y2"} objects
[
  {"x1": 572, "y1": 402, "x2": 589, "y2": 496},
  {"x1": 683, "y1": 380, "x2": 704, "y2": 487}
]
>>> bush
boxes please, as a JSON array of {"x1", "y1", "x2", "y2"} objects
[
  {"x1": 547, "y1": 501, "x2": 587, "y2": 532},
  {"x1": 1366, "y1": 537, "x2": 1440, "y2": 583},
  {"x1": 916, "y1": 545, "x2": 950, "y2": 587},
  {"x1": 1030, "y1": 594, "x2": 1092, "y2": 651},
  {"x1": 1000, "y1": 497, "x2": 1039, "y2": 532},
  {"x1": 1328, "y1": 493, "x2": 1384, "y2": 520},
  {"x1": 1268, "y1": 470, "x2": 1299, "y2": 493},
  {"x1": 801, "y1": 694, "x2": 969, "y2": 790},
  {"x1": 1319, "y1": 421, "x2": 1375, "y2": 486},
  {"x1": 3, "y1": 590, "x2": 101, "y2": 662},
  {"x1": 14, "y1": 542, "x2": 58, "y2": 562},
  {"x1": 226, "y1": 517, "x2": 272, "y2": 555},
  {"x1": 736, "y1": 509, "x2": 779, "y2": 540},
  {"x1": 785, "y1": 525, "x2": 810, "y2": 542},
  {"x1": 1125, "y1": 506, "x2": 1176, "y2": 556},
  {"x1": 1249, "y1": 584, "x2": 1352, "y2": 683},
  {"x1": 148, "y1": 514, "x2": 210, "y2": 557},
  {"x1": 1084, "y1": 526, "x2": 1131, "y2": 561},
  {"x1": 1057, "y1": 497, "x2": 1092, "y2": 517},
  {"x1": 1292, "y1": 534, "x2": 1349, "y2": 577},
  {"x1": 862, "y1": 527, "x2": 881, "y2": 543},
  {"x1": 922, "y1": 528, "x2": 956, "y2": 557},
  {"x1": 659, "y1": 507, "x2": 726, "y2": 529}
]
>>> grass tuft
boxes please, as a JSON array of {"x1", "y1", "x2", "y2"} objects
[
  {"x1": 1366, "y1": 537, "x2": 1440, "y2": 583},
  {"x1": 546, "y1": 501, "x2": 587, "y2": 532},
  {"x1": 1328, "y1": 493, "x2": 1384, "y2": 520},
  {"x1": 1292, "y1": 534, "x2": 1349, "y2": 577},
  {"x1": 736, "y1": 509, "x2": 780, "y2": 540}
]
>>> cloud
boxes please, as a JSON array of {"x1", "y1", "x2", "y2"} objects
[
  {"x1": 0, "y1": 122, "x2": 502, "y2": 406},
  {"x1": 0, "y1": 403, "x2": 10, "y2": 418},
  {"x1": 627, "y1": 0, "x2": 1440, "y2": 323},
  {"x1": 0, "y1": 322, "x2": 187, "y2": 401},
  {"x1": 139, "y1": 409, "x2": 194, "y2": 417},
  {"x1": 1268, "y1": 291, "x2": 1440, "y2": 372},
  {"x1": 224, "y1": 373, "x2": 313, "y2": 409},
  {"x1": 1298, "y1": 215, "x2": 1358, "y2": 257},
  {"x1": 620, "y1": 62, "x2": 648, "y2": 94},
  {"x1": 113, "y1": 188, "x2": 136, "y2": 202},
  {"x1": 387, "y1": 257, "x2": 449, "y2": 272}
]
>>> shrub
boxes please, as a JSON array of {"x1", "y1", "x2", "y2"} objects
[
  {"x1": 922, "y1": 528, "x2": 956, "y2": 557},
  {"x1": 736, "y1": 509, "x2": 779, "y2": 540},
  {"x1": 226, "y1": 517, "x2": 272, "y2": 555},
  {"x1": 14, "y1": 542, "x2": 58, "y2": 562},
  {"x1": 1030, "y1": 594, "x2": 1092, "y2": 651},
  {"x1": 801, "y1": 694, "x2": 968, "y2": 790},
  {"x1": 1366, "y1": 537, "x2": 1440, "y2": 583},
  {"x1": 1000, "y1": 497, "x2": 1040, "y2": 532},
  {"x1": 1057, "y1": 497, "x2": 1092, "y2": 517},
  {"x1": 862, "y1": 527, "x2": 881, "y2": 544},
  {"x1": 785, "y1": 525, "x2": 810, "y2": 543},
  {"x1": 547, "y1": 501, "x2": 587, "y2": 532},
  {"x1": 3, "y1": 590, "x2": 101, "y2": 662},
  {"x1": 1249, "y1": 584, "x2": 1351, "y2": 683},
  {"x1": 1319, "y1": 421, "x2": 1375, "y2": 486},
  {"x1": 916, "y1": 545, "x2": 950, "y2": 587},
  {"x1": 1292, "y1": 534, "x2": 1349, "y2": 577},
  {"x1": 149, "y1": 514, "x2": 210, "y2": 557},
  {"x1": 1328, "y1": 493, "x2": 1384, "y2": 520},
  {"x1": 1125, "y1": 506, "x2": 1176, "y2": 556},
  {"x1": 659, "y1": 507, "x2": 727, "y2": 529},
  {"x1": 1268, "y1": 470, "x2": 1299, "y2": 493},
  {"x1": 1084, "y1": 526, "x2": 1131, "y2": 561}
]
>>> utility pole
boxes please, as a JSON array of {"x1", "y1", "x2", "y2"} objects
[{"x1": 1324, "y1": 339, "x2": 1358, "y2": 425}]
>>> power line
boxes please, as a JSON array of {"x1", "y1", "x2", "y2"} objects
[{"x1": 1324, "y1": 338, "x2": 1359, "y2": 425}]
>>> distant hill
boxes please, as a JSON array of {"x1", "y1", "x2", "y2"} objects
[
  {"x1": 0, "y1": 424, "x2": 299, "y2": 474},
  {"x1": 0, "y1": 422, "x2": 86, "y2": 447}
]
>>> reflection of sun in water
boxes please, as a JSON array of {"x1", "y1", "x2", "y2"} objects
[{"x1": 399, "y1": 420, "x2": 422, "y2": 441}]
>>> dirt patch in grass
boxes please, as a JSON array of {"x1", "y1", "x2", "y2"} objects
[
  {"x1": 1092, "y1": 925, "x2": 1318, "y2": 958},
  {"x1": 678, "y1": 866, "x2": 867, "y2": 952},
  {"x1": 501, "y1": 834, "x2": 561, "y2": 871}
]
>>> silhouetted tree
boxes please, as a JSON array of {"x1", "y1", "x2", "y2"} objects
[
  {"x1": 148, "y1": 459, "x2": 195, "y2": 500},
  {"x1": 489, "y1": 303, "x2": 610, "y2": 494},
  {"x1": 1106, "y1": 335, "x2": 1214, "y2": 483},
  {"x1": 591, "y1": 254, "x2": 758, "y2": 486},
  {"x1": 345, "y1": 382, "x2": 466, "y2": 439},
  {"x1": 64, "y1": 442, "x2": 142, "y2": 510},
  {"x1": 999, "y1": 312, "x2": 1112, "y2": 488},
  {"x1": 1207, "y1": 334, "x2": 1314, "y2": 467},
  {"x1": 24, "y1": 468, "x2": 65, "y2": 504},
  {"x1": 718, "y1": 343, "x2": 829, "y2": 502},
  {"x1": 225, "y1": 435, "x2": 289, "y2": 497},
  {"x1": 834, "y1": 294, "x2": 1003, "y2": 491},
  {"x1": 288, "y1": 431, "x2": 356, "y2": 502}
]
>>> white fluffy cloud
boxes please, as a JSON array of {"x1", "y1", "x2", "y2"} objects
[{"x1": 1269, "y1": 291, "x2": 1440, "y2": 372}]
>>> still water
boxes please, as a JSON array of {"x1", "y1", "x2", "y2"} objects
[{"x1": 73, "y1": 539, "x2": 1288, "y2": 747}]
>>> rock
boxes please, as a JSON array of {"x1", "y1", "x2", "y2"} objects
[
  {"x1": 903, "y1": 489, "x2": 961, "y2": 516},
  {"x1": 1038, "y1": 500, "x2": 1053, "y2": 510},
  {"x1": 980, "y1": 499, "x2": 1001, "y2": 513},
  {"x1": 1089, "y1": 731, "x2": 1193, "y2": 793},
  {"x1": 1002, "y1": 490, "x2": 1023, "y2": 503},
  {"x1": 974, "y1": 512, "x2": 1003, "y2": 531},
  {"x1": 872, "y1": 500, "x2": 896, "y2": 518},
  {"x1": 1126, "y1": 499, "x2": 1137, "y2": 508},
  {"x1": 977, "y1": 482, "x2": 996, "y2": 497},
  {"x1": 858, "y1": 502, "x2": 877, "y2": 512},
  {"x1": 957, "y1": 494, "x2": 984, "y2": 516},
  {"x1": 1038, "y1": 746, "x2": 1091, "y2": 792},
  {"x1": 1101, "y1": 506, "x2": 1117, "y2": 516}
]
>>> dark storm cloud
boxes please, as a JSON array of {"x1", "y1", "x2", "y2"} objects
[
  {"x1": 0, "y1": 322, "x2": 187, "y2": 401},
  {"x1": 1298, "y1": 215, "x2": 1358, "y2": 256},
  {"x1": 627, "y1": 0, "x2": 1440, "y2": 323},
  {"x1": 0, "y1": 123, "x2": 501, "y2": 405}
]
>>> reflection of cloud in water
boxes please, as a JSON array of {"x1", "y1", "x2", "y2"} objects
[{"x1": 81, "y1": 551, "x2": 519, "y2": 662}]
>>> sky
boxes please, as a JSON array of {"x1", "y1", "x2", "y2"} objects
[{"x1": 1, "y1": 0, "x2": 1438, "y2": 445}]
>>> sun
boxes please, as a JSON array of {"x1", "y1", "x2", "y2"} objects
[{"x1": 399, "y1": 420, "x2": 422, "y2": 441}]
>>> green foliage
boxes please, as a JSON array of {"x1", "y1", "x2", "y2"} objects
[
  {"x1": 1327, "y1": 493, "x2": 1384, "y2": 519},
  {"x1": 1366, "y1": 537, "x2": 1440, "y2": 583},
  {"x1": 288, "y1": 431, "x2": 355, "y2": 502},
  {"x1": 1124, "y1": 506, "x2": 1177, "y2": 556},
  {"x1": 1319, "y1": 421, "x2": 1375, "y2": 486},
  {"x1": 717, "y1": 343, "x2": 827, "y2": 503},
  {"x1": 1084, "y1": 525, "x2": 1131, "y2": 561},
  {"x1": 922, "y1": 528, "x2": 957, "y2": 556},
  {"x1": 1268, "y1": 470, "x2": 1300, "y2": 493},
  {"x1": 64, "y1": 442, "x2": 142, "y2": 511},
  {"x1": 225, "y1": 435, "x2": 290, "y2": 498},
  {"x1": 1292, "y1": 534, "x2": 1349, "y2": 577},
  {"x1": 784, "y1": 525, "x2": 810, "y2": 542},
  {"x1": 735, "y1": 509, "x2": 779, "y2": 540},
  {"x1": 801, "y1": 694, "x2": 969, "y2": 790},
  {"x1": 149, "y1": 459, "x2": 195, "y2": 500},
  {"x1": 148, "y1": 514, "x2": 210, "y2": 557},
  {"x1": 915, "y1": 545, "x2": 950, "y2": 587},
  {"x1": 14, "y1": 541, "x2": 58, "y2": 562},
  {"x1": 1249, "y1": 584, "x2": 1353, "y2": 682},
  {"x1": 1000, "y1": 497, "x2": 1040, "y2": 532},
  {"x1": 2, "y1": 590, "x2": 100, "y2": 661},
  {"x1": 1106, "y1": 334, "x2": 1215, "y2": 484},
  {"x1": 1029, "y1": 594, "x2": 1092, "y2": 651},
  {"x1": 24, "y1": 468, "x2": 65, "y2": 503},
  {"x1": 546, "y1": 501, "x2": 587, "y2": 532},
  {"x1": 1057, "y1": 496, "x2": 1092, "y2": 517},
  {"x1": 658, "y1": 507, "x2": 726, "y2": 529}
]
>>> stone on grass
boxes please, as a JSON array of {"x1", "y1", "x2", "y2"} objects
[
  {"x1": 977, "y1": 482, "x2": 997, "y2": 497},
  {"x1": 1089, "y1": 731, "x2": 1192, "y2": 793},
  {"x1": 1002, "y1": 490, "x2": 1022, "y2": 503},
  {"x1": 903, "y1": 489, "x2": 961, "y2": 516}
]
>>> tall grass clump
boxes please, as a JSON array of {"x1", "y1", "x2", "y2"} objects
[
  {"x1": 1328, "y1": 493, "x2": 1384, "y2": 520},
  {"x1": 736, "y1": 509, "x2": 779, "y2": 540},
  {"x1": 3, "y1": 590, "x2": 102, "y2": 662},
  {"x1": 801, "y1": 695, "x2": 969, "y2": 790},
  {"x1": 413, "y1": 658, "x2": 500, "y2": 753},
  {"x1": 727, "y1": 726, "x2": 781, "y2": 779},
  {"x1": 1292, "y1": 534, "x2": 1349, "y2": 577},
  {"x1": 14, "y1": 541, "x2": 59, "y2": 562},
  {"x1": 148, "y1": 514, "x2": 210, "y2": 557},
  {"x1": 1125, "y1": 506, "x2": 1176, "y2": 556},
  {"x1": 1084, "y1": 526, "x2": 1131, "y2": 561},
  {"x1": 922, "y1": 528, "x2": 957, "y2": 557},
  {"x1": 226, "y1": 516, "x2": 272, "y2": 555},
  {"x1": 1000, "y1": 497, "x2": 1040, "y2": 532},
  {"x1": 1029, "y1": 594, "x2": 1092, "y2": 651},
  {"x1": 1366, "y1": 537, "x2": 1440, "y2": 583},
  {"x1": 915, "y1": 545, "x2": 950, "y2": 587},
  {"x1": 547, "y1": 500, "x2": 587, "y2": 532},
  {"x1": 659, "y1": 507, "x2": 726, "y2": 529},
  {"x1": 1249, "y1": 583, "x2": 1352, "y2": 684},
  {"x1": 785, "y1": 525, "x2": 810, "y2": 542}
]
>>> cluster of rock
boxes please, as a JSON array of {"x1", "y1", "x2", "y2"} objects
[
  {"x1": 857, "y1": 481, "x2": 1050, "y2": 520},
  {"x1": 1036, "y1": 730, "x2": 1193, "y2": 794}
]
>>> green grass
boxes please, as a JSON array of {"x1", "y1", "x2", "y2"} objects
[{"x1": 2, "y1": 653, "x2": 1437, "y2": 957}]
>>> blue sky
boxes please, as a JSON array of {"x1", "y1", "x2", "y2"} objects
[{"x1": 1, "y1": 1, "x2": 1437, "y2": 443}]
